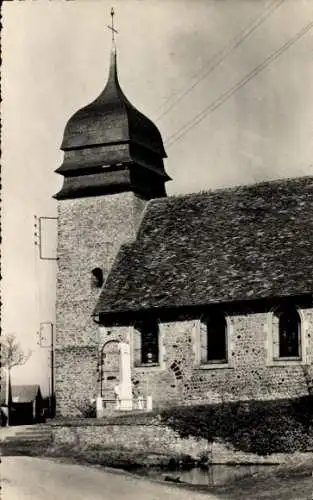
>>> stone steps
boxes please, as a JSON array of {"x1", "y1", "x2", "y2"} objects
[{"x1": 1, "y1": 424, "x2": 52, "y2": 445}]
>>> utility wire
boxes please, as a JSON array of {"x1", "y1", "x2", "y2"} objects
[
  {"x1": 166, "y1": 20, "x2": 313, "y2": 149},
  {"x1": 156, "y1": 0, "x2": 284, "y2": 122}
]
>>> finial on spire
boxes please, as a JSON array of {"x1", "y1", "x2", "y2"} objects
[{"x1": 107, "y1": 7, "x2": 118, "y2": 50}]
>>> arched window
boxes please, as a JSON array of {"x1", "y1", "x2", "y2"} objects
[
  {"x1": 91, "y1": 267, "x2": 103, "y2": 288},
  {"x1": 273, "y1": 306, "x2": 301, "y2": 359},
  {"x1": 133, "y1": 319, "x2": 160, "y2": 366},
  {"x1": 200, "y1": 312, "x2": 227, "y2": 364}
]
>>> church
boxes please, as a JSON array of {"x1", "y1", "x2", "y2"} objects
[{"x1": 54, "y1": 33, "x2": 313, "y2": 417}]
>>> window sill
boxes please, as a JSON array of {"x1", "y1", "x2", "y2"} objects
[
  {"x1": 267, "y1": 358, "x2": 305, "y2": 367},
  {"x1": 135, "y1": 362, "x2": 160, "y2": 367},
  {"x1": 134, "y1": 363, "x2": 165, "y2": 372},
  {"x1": 197, "y1": 363, "x2": 232, "y2": 370}
]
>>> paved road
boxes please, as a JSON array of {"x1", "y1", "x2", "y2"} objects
[{"x1": 1, "y1": 457, "x2": 223, "y2": 500}]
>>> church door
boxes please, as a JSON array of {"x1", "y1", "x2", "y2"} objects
[{"x1": 100, "y1": 340, "x2": 120, "y2": 404}]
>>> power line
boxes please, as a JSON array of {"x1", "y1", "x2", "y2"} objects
[
  {"x1": 156, "y1": 0, "x2": 284, "y2": 122},
  {"x1": 166, "y1": 20, "x2": 313, "y2": 149}
]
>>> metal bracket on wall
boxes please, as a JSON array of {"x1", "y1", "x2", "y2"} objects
[{"x1": 34, "y1": 216, "x2": 58, "y2": 260}]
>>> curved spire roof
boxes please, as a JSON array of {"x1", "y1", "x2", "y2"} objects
[{"x1": 61, "y1": 49, "x2": 167, "y2": 158}]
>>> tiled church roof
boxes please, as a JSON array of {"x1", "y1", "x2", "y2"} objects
[{"x1": 94, "y1": 176, "x2": 313, "y2": 317}]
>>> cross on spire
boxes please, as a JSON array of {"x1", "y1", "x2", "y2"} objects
[{"x1": 107, "y1": 7, "x2": 118, "y2": 48}]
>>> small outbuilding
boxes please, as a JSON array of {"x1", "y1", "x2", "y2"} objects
[{"x1": 1, "y1": 385, "x2": 44, "y2": 425}]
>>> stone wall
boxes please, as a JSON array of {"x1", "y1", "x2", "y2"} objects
[
  {"x1": 52, "y1": 422, "x2": 209, "y2": 459},
  {"x1": 51, "y1": 422, "x2": 313, "y2": 465},
  {"x1": 55, "y1": 192, "x2": 146, "y2": 416},
  {"x1": 56, "y1": 192, "x2": 146, "y2": 348},
  {"x1": 99, "y1": 308, "x2": 313, "y2": 409},
  {"x1": 54, "y1": 346, "x2": 98, "y2": 417}
]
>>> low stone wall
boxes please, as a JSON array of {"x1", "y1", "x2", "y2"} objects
[
  {"x1": 50, "y1": 420, "x2": 313, "y2": 465},
  {"x1": 51, "y1": 421, "x2": 209, "y2": 459}
]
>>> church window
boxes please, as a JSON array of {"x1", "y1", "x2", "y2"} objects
[
  {"x1": 133, "y1": 320, "x2": 160, "y2": 367},
  {"x1": 272, "y1": 306, "x2": 301, "y2": 359},
  {"x1": 200, "y1": 312, "x2": 228, "y2": 364}
]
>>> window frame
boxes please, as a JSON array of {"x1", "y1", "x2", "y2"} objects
[
  {"x1": 140, "y1": 320, "x2": 160, "y2": 366},
  {"x1": 132, "y1": 319, "x2": 165, "y2": 371},
  {"x1": 276, "y1": 306, "x2": 301, "y2": 360},
  {"x1": 195, "y1": 312, "x2": 232, "y2": 370},
  {"x1": 265, "y1": 305, "x2": 308, "y2": 366}
]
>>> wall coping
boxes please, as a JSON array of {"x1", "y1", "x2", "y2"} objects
[{"x1": 48, "y1": 417, "x2": 161, "y2": 427}]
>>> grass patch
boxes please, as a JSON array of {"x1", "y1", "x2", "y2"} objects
[{"x1": 159, "y1": 396, "x2": 313, "y2": 455}]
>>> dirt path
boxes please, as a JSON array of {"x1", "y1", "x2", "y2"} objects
[
  {"x1": 1, "y1": 456, "x2": 223, "y2": 500},
  {"x1": 2, "y1": 455, "x2": 312, "y2": 500}
]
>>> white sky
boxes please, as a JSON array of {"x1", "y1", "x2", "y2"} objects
[{"x1": 2, "y1": 0, "x2": 313, "y2": 394}]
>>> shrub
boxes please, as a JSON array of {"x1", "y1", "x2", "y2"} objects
[{"x1": 75, "y1": 399, "x2": 97, "y2": 418}]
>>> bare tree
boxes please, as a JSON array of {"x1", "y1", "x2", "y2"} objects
[
  {"x1": 1, "y1": 333, "x2": 32, "y2": 370},
  {"x1": 1, "y1": 333, "x2": 32, "y2": 426}
]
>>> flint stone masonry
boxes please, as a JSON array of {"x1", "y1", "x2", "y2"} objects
[
  {"x1": 100, "y1": 309, "x2": 313, "y2": 408},
  {"x1": 50, "y1": 423, "x2": 313, "y2": 465},
  {"x1": 55, "y1": 346, "x2": 98, "y2": 417},
  {"x1": 56, "y1": 305, "x2": 313, "y2": 415},
  {"x1": 56, "y1": 192, "x2": 146, "y2": 348},
  {"x1": 55, "y1": 192, "x2": 146, "y2": 416},
  {"x1": 52, "y1": 423, "x2": 210, "y2": 459}
]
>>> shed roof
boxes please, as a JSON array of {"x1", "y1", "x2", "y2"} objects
[
  {"x1": 95, "y1": 175, "x2": 313, "y2": 317},
  {"x1": 1, "y1": 385, "x2": 42, "y2": 405}
]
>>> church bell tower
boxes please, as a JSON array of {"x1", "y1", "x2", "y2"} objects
[{"x1": 54, "y1": 13, "x2": 170, "y2": 416}]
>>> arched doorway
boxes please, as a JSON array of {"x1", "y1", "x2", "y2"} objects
[{"x1": 100, "y1": 340, "x2": 120, "y2": 403}]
